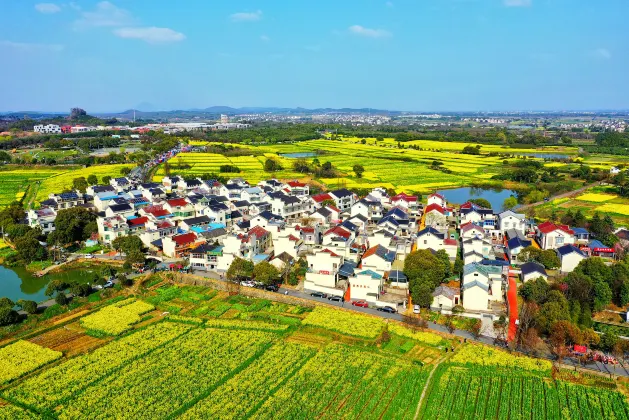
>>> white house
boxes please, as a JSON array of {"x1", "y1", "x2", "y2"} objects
[
  {"x1": 460, "y1": 222, "x2": 485, "y2": 240},
  {"x1": 537, "y1": 222, "x2": 575, "y2": 250},
  {"x1": 34, "y1": 124, "x2": 61, "y2": 134},
  {"x1": 360, "y1": 245, "x2": 396, "y2": 276},
  {"x1": 349, "y1": 270, "x2": 383, "y2": 303},
  {"x1": 556, "y1": 244, "x2": 587, "y2": 274},
  {"x1": 427, "y1": 193, "x2": 447, "y2": 208},
  {"x1": 431, "y1": 285, "x2": 460, "y2": 311},
  {"x1": 520, "y1": 261, "x2": 548, "y2": 282},
  {"x1": 328, "y1": 189, "x2": 356, "y2": 212},
  {"x1": 424, "y1": 204, "x2": 448, "y2": 230},
  {"x1": 27, "y1": 208, "x2": 57, "y2": 234},
  {"x1": 498, "y1": 210, "x2": 526, "y2": 236},
  {"x1": 304, "y1": 249, "x2": 344, "y2": 296},
  {"x1": 416, "y1": 227, "x2": 457, "y2": 259}
]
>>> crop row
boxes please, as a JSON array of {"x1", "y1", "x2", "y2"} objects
[
  {"x1": 0, "y1": 341, "x2": 62, "y2": 385},
  {"x1": 302, "y1": 306, "x2": 384, "y2": 339}
]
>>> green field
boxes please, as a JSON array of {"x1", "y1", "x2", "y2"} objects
[
  {"x1": 157, "y1": 139, "x2": 516, "y2": 192},
  {"x1": 0, "y1": 167, "x2": 69, "y2": 207},
  {"x1": 1, "y1": 279, "x2": 627, "y2": 420}
]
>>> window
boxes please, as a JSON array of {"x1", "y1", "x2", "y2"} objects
[{"x1": 556, "y1": 237, "x2": 564, "y2": 245}]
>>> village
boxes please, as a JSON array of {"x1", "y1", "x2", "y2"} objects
[{"x1": 25, "y1": 170, "x2": 626, "y2": 343}]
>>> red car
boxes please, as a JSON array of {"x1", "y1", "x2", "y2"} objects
[{"x1": 352, "y1": 300, "x2": 369, "y2": 308}]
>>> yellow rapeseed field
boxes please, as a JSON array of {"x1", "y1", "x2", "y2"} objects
[
  {"x1": 595, "y1": 203, "x2": 629, "y2": 216},
  {"x1": 0, "y1": 340, "x2": 62, "y2": 384},
  {"x1": 576, "y1": 192, "x2": 618, "y2": 202}
]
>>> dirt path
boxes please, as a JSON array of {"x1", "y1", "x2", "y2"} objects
[
  {"x1": 413, "y1": 356, "x2": 446, "y2": 420},
  {"x1": 517, "y1": 181, "x2": 603, "y2": 211}
]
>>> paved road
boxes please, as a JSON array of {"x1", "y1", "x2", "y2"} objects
[{"x1": 518, "y1": 181, "x2": 603, "y2": 210}]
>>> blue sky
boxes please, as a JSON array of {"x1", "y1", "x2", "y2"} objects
[{"x1": 0, "y1": 0, "x2": 627, "y2": 112}]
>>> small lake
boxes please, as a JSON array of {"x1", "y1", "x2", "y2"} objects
[
  {"x1": 280, "y1": 152, "x2": 318, "y2": 158},
  {"x1": 519, "y1": 153, "x2": 571, "y2": 160},
  {"x1": 437, "y1": 187, "x2": 518, "y2": 210},
  {"x1": 0, "y1": 265, "x2": 97, "y2": 304}
]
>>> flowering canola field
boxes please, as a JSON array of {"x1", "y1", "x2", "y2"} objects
[{"x1": 2, "y1": 296, "x2": 629, "y2": 420}]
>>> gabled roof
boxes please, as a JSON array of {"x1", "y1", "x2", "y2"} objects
[
  {"x1": 460, "y1": 222, "x2": 484, "y2": 233},
  {"x1": 339, "y1": 260, "x2": 358, "y2": 277},
  {"x1": 537, "y1": 221, "x2": 574, "y2": 235},
  {"x1": 429, "y1": 193, "x2": 445, "y2": 200},
  {"x1": 425, "y1": 203, "x2": 445, "y2": 214},
  {"x1": 362, "y1": 245, "x2": 395, "y2": 262},
  {"x1": 498, "y1": 210, "x2": 525, "y2": 219},
  {"x1": 417, "y1": 226, "x2": 445, "y2": 239},
  {"x1": 248, "y1": 225, "x2": 270, "y2": 239},
  {"x1": 462, "y1": 280, "x2": 489, "y2": 292},
  {"x1": 172, "y1": 232, "x2": 197, "y2": 245},
  {"x1": 391, "y1": 193, "x2": 418, "y2": 202},
  {"x1": 388, "y1": 270, "x2": 407, "y2": 281},
  {"x1": 356, "y1": 269, "x2": 383, "y2": 279},
  {"x1": 166, "y1": 198, "x2": 190, "y2": 207},
  {"x1": 312, "y1": 193, "x2": 332, "y2": 203},
  {"x1": 324, "y1": 226, "x2": 351, "y2": 239},
  {"x1": 463, "y1": 262, "x2": 502, "y2": 277},
  {"x1": 330, "y1": 188, "x2": 353, "y2": 198},
  {"x1": 521, "y1": 261, "x2": 547, "y2": 277},
  {"x1": 287, "y1": 180, "x2": 306, "y2": 187},
  {"x1": 385, "y1": 207, "x2": 408, "y2": 219},
  {"x1": 507, "y1": 237, "x2": 532, "y2": 250},
  {"x1": 108, "y1": 203, "x2": 132, "y2": 213},
  {"x1": 182, "y1": 215, "x2": 211, "y2": 226},
  {"x1": 589, "y1": 240, "x2": 614, "y2": 252},
  {"x1": 128, "y1": 216, "x2": 148, "y2": 227},
  {"x1": 557, "y1": 244, "x2": 587, "y2": 257},
  {"x1": 316, "y1": 207, "x2": 332, "y2": 218},
  {"x1": 321, "y1": 248, "x2": 341, "y2": 258},
  {"x1": 258, "y1": 210, "x2": 283, "y2": 221},
  {"x1": 572, "y1": 227, "x2": 589, "y2": 235},
  {"x1": 444, "y1": 238, "x2": 458, "y2": 246},
  {"x1": 433, "y1": 285, "x2": 458, "y2": 299}
]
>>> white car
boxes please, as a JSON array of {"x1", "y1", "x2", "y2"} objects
[
  {"x1": 240, "y1": 281, "x2": 255, "y2": 288},
  {"x1": 85, "y1": 254, "x2": 94, "y2": 259},
  {"x1": 413, "y1": 305, "x2": 421, "y2": 314}
]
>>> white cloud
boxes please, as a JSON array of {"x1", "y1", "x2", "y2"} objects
[
  {"x1": 74, "y1": 1, "x2": 134, "y2": 29},
  {"x1": 0, "y1": 40, "x2": 64, "y2": 52},
  {"x1": 593, "y1": 48, "x2": 612, "y2": 59},
  {"x1": 113, "y1": 27, "x2": 185, "y2": 44},
  {"x1": 504, "y1": 0, "x2": 531, "y2": 6},
  {"x1": 260, "y1": 35, "x2": 270, "y2": 42},
  {"x1": 230, "y1": 10, "x2": 262, "y2": 22},
  {"x1": 35, "y1": 3, "x2": 61, "y2": 14},
  {"x1": 348, "y1": 25, "x2": 391, "y2": 38}
]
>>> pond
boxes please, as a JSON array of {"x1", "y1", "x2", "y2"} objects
[
  {"x1": 519, "y1": 153, "x2": 571, "y2": 160},
  {"x1": 280, "y1": 152, "x2": 318, "y2": 158},
  {"x1": 437, "y1": 187, "x2": 518, "y2": 210},
  {"x1": 0, "y1": 265, "x2": 98, "y2": 304}
]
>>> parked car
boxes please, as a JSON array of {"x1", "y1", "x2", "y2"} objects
[
  {"x1": 240, "y1": 280, "x2": 255, "y2": 288},
  {"x1": 328, "y1": 295, "x2": 343, "y2": 302},
  {"x1": 352, "y1": 300, "x2": 369, "y2": 308},
  {"x1": 413, "y1": 305, "x2": 421, "y2": 314},
  {"x1": 265, "y1": 284, "x2": 279, "y2": 292},
  {"x1": 377, "y1": 306, "x2": 396, "y2": 313},
  {"x1": 310, "y1": 291, "x2": 327, "y2": 298},
  {"x1": 85, "y1": 254, "x2": 94, "y2": 259},
  {"x1": 102, "y1": 280, "x2": 114, "y2": 289}
]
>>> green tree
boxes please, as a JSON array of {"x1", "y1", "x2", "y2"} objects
[
  {"x1": 14, "y1": 236, "x2": 47, "y2": 263},
  {"x1": 0, "y1": 297, "x2": 15, "y2": 308},
  {"x1": 102, "y1": 175, "x2": 112, "y2": 184},
  {"x1": 435, "y1": 249, "x2": 452, "y2": 278},
  {"x1": 48, "y1": 207, "x2": 97, "y2": 245},
  {"x1": 519, "y1": 277, "x2": 550, "y2": 304},
  {"x1": 70, "y1": 283, "x2": 91, "y2": 297},
  {"x1": 0, "y1": 306, "x2": 19, "y2": 326},
  {"x1": 126, "y1": 250, "x2": 146, "y2": 266},
  {"x1": 468, "y1": 198, "x2": 492, "y2": 209},
  {"x1": 412, "y1": 282, "x2": 434, "y2": 308},
  {"x1": 404, "y1": 250, "x2": 446, "y2": 289},
  {"x1": 226, "y1": 257, "x2": 254, "y2": 282},
  {"x1": 45, "y1": 279, "x2": 69, "y2": 297},
  {"x1": 72, "y1": 177, "x2": 88, "y2": 193},
  {"x1": 565, "y1": 272, "x2": 594, "y2": 306},
  {"x1": 112, "y1": 236, "x2": 144, "y2": 255},
  {"x1": 120, "y1": 167, "x2": 132, "y2": 175},
  {"x1": 17, "y1": 299, "x2": 38, "y2": 314},
  {"x1": 503, "y1": 196, "x2": 518, "y2": 210},
  {"x1": 538, "y1": 250, "x2": 560, "y2": 269},
  {"x1": 453, "y1": 254, "x2": 464, "y2": 276},
  {"x1": 353, "y1": 164, "x2": 365, "y2": 178},
  {"x1": 519, "y1": 246, "x2": 542, "y2": 263},
  {"x1": 593, "y1": 281, "x2": 612, "y2": 312},
  {"x1": 55, "y1": 292, "x2": 69, "y2": 306},
  {"x1": 535, "y1": 291, "x2": 570, "y2": 334},
  {"x1": 253, "y1": 261, "x2": 280, "y2": 285},
  {"x1": 264, "y1": 158, "x2": 282, "y2": 172},
  {"x1": 87, "y1": 174, "x2": 98, "y2": 185}
]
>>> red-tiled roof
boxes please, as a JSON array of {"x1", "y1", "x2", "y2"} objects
[
  {"x1": 537, "y1": 221, "x2": 574, "y2": 235},
  {"x1": 287, "y1": 180, "x2": 306, "y2": 187},
  {"x1": 288, "y1": 234, "x2": 300, "y2": 242},
  {"x1": 361, "y1": 245, "x2": 379, "y2": 259},
  {"x1": 173, "y1": 232, "x2": 197, "y2": 245},
  {"x1": 392, "y1": 193, "x2": 418, "y2": 202},
  {"x1": 461, "y1": 222, "x2": 483, "y2": 232},
  {"x1": 128, "y1": 216, "x2": 148, "y2": 226},
  {"x1": 324, "y1": 226, "x2": 350, "y2": 239},
  {"x1": 321, "y1": 248, "x2": 341, "y2": 257},
  {"x1": 248, "y1": 225, "x2": 269, "y2": 239},
  {"x1": 312, "y1": 193, "x2": 332, "y2": 203},
  {"x1": 444, "y1": 238, "x2": 458, "y2": 246},
  {"x1": 167, "y1": 198, "x2": 189, "y2": 207},
  {"x1": 425, "y1": 203, "x2": 445, "y2": 214},
  {"x1": 327, "y1": 205, "x2": 340, "y2": 213},
  {"x1": 429, "y1": 193, "x2": 445, "y2": 200},
  {"x1": 157, "y1": 220, "x2": 174, "y2": 229}
]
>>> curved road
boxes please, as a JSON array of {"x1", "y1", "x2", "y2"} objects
[{"x1": 517, "y1": 181, "x2": 603, "y2": 210}]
